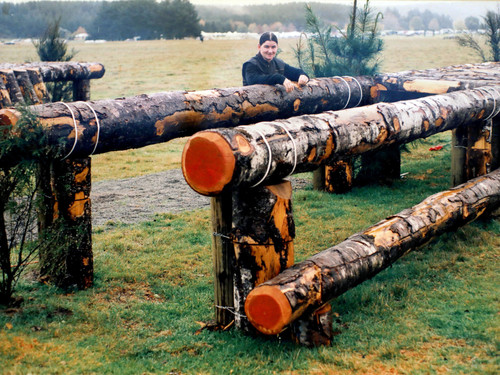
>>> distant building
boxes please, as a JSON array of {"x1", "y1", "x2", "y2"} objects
[{"x1": 73, "y1": 26, "x2": 89, "y2": 41}]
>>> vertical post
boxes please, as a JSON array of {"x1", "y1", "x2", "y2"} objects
[
  {"x1": 357, "y1": 144, "x2": 401, "y2": 185},
  {"x1": 491, "y1": 116, "x2": 499, "y2": 171},
  {"x1": 325, "y1": 159, "x2": 354, "y2": 194},
  {"x1": 451, "y1": 126, "x2": 467, "y2": 186},
  {"x1": 73, "y1": 79, "x2": 91, "y2": 101},
  {"x1": 232, "y1": 180, "x2": 295, "y2": 332},
  {"x1": 314, "y1": 159, "x2": 354, "y2": 194},
  {"x1": 210, "y1": 191, "x2": 234, "y2": 327},
  {"x1": 38, "y1": 158, "x2": 93, "y2": 289},
  {"x1": 452, "y1": 120, "x2": 492, "y2": 186},
  {"x1": 290, "y1": 303, "x2": 333, "y2": 347},
  {"x1": 37, "y1": 78, "x2": 94, "y2": 289}
]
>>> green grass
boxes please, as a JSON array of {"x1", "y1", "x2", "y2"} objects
[{"x1": 1, "y1": 36, "x2": 498, "y2": 374}]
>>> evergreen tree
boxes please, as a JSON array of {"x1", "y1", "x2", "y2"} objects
[
  {"x1": 296, "y1": 0, "x2": 383, "y2": 78},
  {"x1": 33, "y1": 17, "x2": 76, "y2": 102},
  {"x1": 457, "y1": 10, "x2": 500, "y2": 62}
]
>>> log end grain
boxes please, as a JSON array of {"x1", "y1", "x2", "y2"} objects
[
  {"x1": 0, "y1": 108, "x2": 19, "y2": 127},
  {"x1": 182, "y1": 131, "x2": 236, "y2": 196},
  {"x1": 245, "y1": 285, "x2": 292, "y2": 335}
]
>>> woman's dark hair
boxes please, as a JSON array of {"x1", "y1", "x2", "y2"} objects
[{"x1": 259, "y1": 32, "x2": 278, "y2": 45}]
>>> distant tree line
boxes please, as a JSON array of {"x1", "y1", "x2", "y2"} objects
[
  {"x1": 197, "y1": 3, "x2": 454, "y2": 33},
  {"x1": 0, "y1": 0, "x2": 200, "y2": 40},
  {"x1": 0, "y1": 0, "x2": 464, "y2": 40}
]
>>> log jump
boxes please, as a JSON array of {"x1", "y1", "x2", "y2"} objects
[
  {"x1": 0, "y1": 76, "x2": 375, "y2": 158},
  {"x1": 182, "y1": 86, "x2": 500, "y2": 196},
  {"x1": 0, "y1": 62, "x2": 105, "y2": 107},
  {"x1": 244, "y1": 168, "x2": 500, "y2": 336}
]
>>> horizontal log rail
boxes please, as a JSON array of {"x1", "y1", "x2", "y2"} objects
[
  {"x1": 376, "y1": 62, "x2": 500, "y2": 94},
  {"x1": 182, "y1": 86, "x2": 500, "y2": 196},
  {"x1": 0, "y1": 62, "x2": 105, "y2": 82},
  {"x1": 244, "y1": 168, "x2": 500, "y2": 335},
  {"x1": 0, "y1": 76, "x2": 375, "y2": 159}
]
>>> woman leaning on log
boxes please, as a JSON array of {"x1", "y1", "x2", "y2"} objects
[{"x1": 242, "y1": 32, "x2": 309, "y2": 92}]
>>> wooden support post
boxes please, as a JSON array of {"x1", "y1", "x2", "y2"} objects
[
  {"x1": 0, "y1": 70, "x2": 24, "y2": 104},
  {"x1": 492, "y1": 116, "x2": 500, "y2": 171},
  {"x1": 290, "y1": 303, "x2": 333, "y2": 347},
  {"x1": 73, "y1": 79, "x2": 91, "y2": 101},
  {"x1": 211, "y1": 192, "x2": 234, "y2": 327},
  {"x1": 232, "y1": 180, "x2": 295, "y2": 332},
  {"x1": 452, "y1": 120, "x2": 492, "y2": 186},
  {"x1": 26, "y1": 69, "x2": 50, "y2": 103},
  {"x1": 14, "y1": 70, "x2": 41, "y2": 105},
  {"x1": 38, "y1": 157, "x2": 93, "y2": 289},
  {"x1": 325, "y1": 158, "x2": 354, "y2": 193},
  {"x1": 0, "y1": 77, "x2": 12, "y2": 108},
  {"x1": 313, "y1": 159, "x2": 354, "y2": 194},
  {"x1": 451, "y1": 126, "x2": 467, "y2": 186},
  {"x1": 358, "y1": 144, "x2": 401, "y2": 186}
]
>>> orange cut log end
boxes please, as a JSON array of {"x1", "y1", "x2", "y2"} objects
[
  {"x1": 181, "y1": 131, "x2": 236, "y2": 196},
  {"x1": 0, "y1": 109, "x2": 20, "y2": 126},
  {"x1": 245, "y1": 285, "x2": 292, "y2": 335}
]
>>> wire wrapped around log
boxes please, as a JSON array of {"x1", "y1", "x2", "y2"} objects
[
  {"x1": 0, "y1": 76, "x2": 375, "y2": 160},
  {"x1": 182, "y1": 86, "x2": 500, "y2": 196},
  {"x1": 244, "y1": 168, "x2": 500, "y2": 335}
]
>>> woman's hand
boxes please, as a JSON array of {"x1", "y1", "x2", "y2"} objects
[
  {"x1": 298, "y1": 75, "x2": 309, "y2": 86},
  {"x1": 283, "y1": 78, "x2": 295, "y2": 93}
]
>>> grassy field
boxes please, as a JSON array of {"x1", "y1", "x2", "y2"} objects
[{"x1": 1, "y1": 36, "x2": 499, "y2": 374}]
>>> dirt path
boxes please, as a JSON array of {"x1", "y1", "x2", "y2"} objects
[{"x1": 91, "y1": 169, "x2": 309, "y2": 227}]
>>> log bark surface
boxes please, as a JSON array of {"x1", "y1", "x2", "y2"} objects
[
  {"x1": 0, "y1": 62, "x2": 105, "y2": 82},
  {"x1": 244, "y1": 168, "x2": 500, "y2": 335},
  {"x1": 183, "y1": 86, "x2": 500, "y2": 195},
  {"x1": 0, "y1": 76, "x2": 375, "y2": 158}
]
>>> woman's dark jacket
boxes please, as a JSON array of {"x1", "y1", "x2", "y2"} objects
[{"x1": 242, "y1": 53, "x2": 307, "y2": 86}]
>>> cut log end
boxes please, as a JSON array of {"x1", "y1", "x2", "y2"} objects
[
  {"x1": 0, "y1": 109, "x2": 19, "y2": 127},
  {"x1": 182, "y1": 131, "x2": 236, "y2": 196},
  {"x1": 244, "y1": 285, "x2": 292, "y2": 335}
]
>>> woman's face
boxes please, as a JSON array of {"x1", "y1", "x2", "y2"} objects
[{"x1": 258, "y1": 40, "x2": 278, "y2": 62}]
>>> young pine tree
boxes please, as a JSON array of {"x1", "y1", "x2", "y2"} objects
[
  {"x1": 296, "y1": 0, "x2": 383, "y2": 78},
  {"x1": 456, "y1": 9, "x2": 500, "y2": 62},
  {"x1": 33, "y1": 17, "x2": 76, "y2": 102}
]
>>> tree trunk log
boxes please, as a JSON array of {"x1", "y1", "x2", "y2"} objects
[
  {"x1": 0, "y1": 62, "x2": 105, "y2": 82},
  {"x1": 232, "y1": 180, "x2": 295, "y2": 331},
  {"x1": 375, "y1": 62, "x2": 500, "y2": 95},
  {"x1": 0, "y1": 76, "x2": 375, "y2": 158},
  {"x1": 244, "y1": 168, "x2": 500, "y2": 335},
  {"x1": 182, "y1": 86, "x2": 500, "y2": 196}
]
